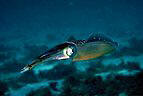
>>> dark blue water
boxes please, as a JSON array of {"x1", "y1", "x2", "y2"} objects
[{"x1": 0, "y1": 0, "x2": 143, "y2": 96}]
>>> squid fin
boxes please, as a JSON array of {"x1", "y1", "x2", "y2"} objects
[{"x1": 87, "y1": 33, "x2": 118, "y2": 46}]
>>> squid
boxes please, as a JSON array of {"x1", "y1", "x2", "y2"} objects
[{"x1": 21, "y1": 34, "x2": 118, "y2": 73}]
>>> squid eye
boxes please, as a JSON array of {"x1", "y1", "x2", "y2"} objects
[
  {"x1": 67, "y1": 47, "x2": 73, "y2": 56},
  {"x1": 63, "y1": 44, "x2": 77, "y2": 58},
  {"x1": 63, "y1": 47, "x2": 73, "y2": 57}
]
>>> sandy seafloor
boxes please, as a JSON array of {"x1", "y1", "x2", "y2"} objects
[{"x1": 0, "y1": 0, "x2": 143, "y2": 96}]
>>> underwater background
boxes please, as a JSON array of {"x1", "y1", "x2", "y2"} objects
[{"x1": 0, "y1": 0, "x2": 143, "y2": 96}]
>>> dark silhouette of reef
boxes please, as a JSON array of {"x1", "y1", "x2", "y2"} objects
[
  {"x1": 59, "y1": 70, "x2": 143, "y2": 96},
  {"x1": 27, "y1": 87, "x2": 52, "y2": 96},
  {"x1": 0, "y1": 80, "x2": 8, "y2": 96}
]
